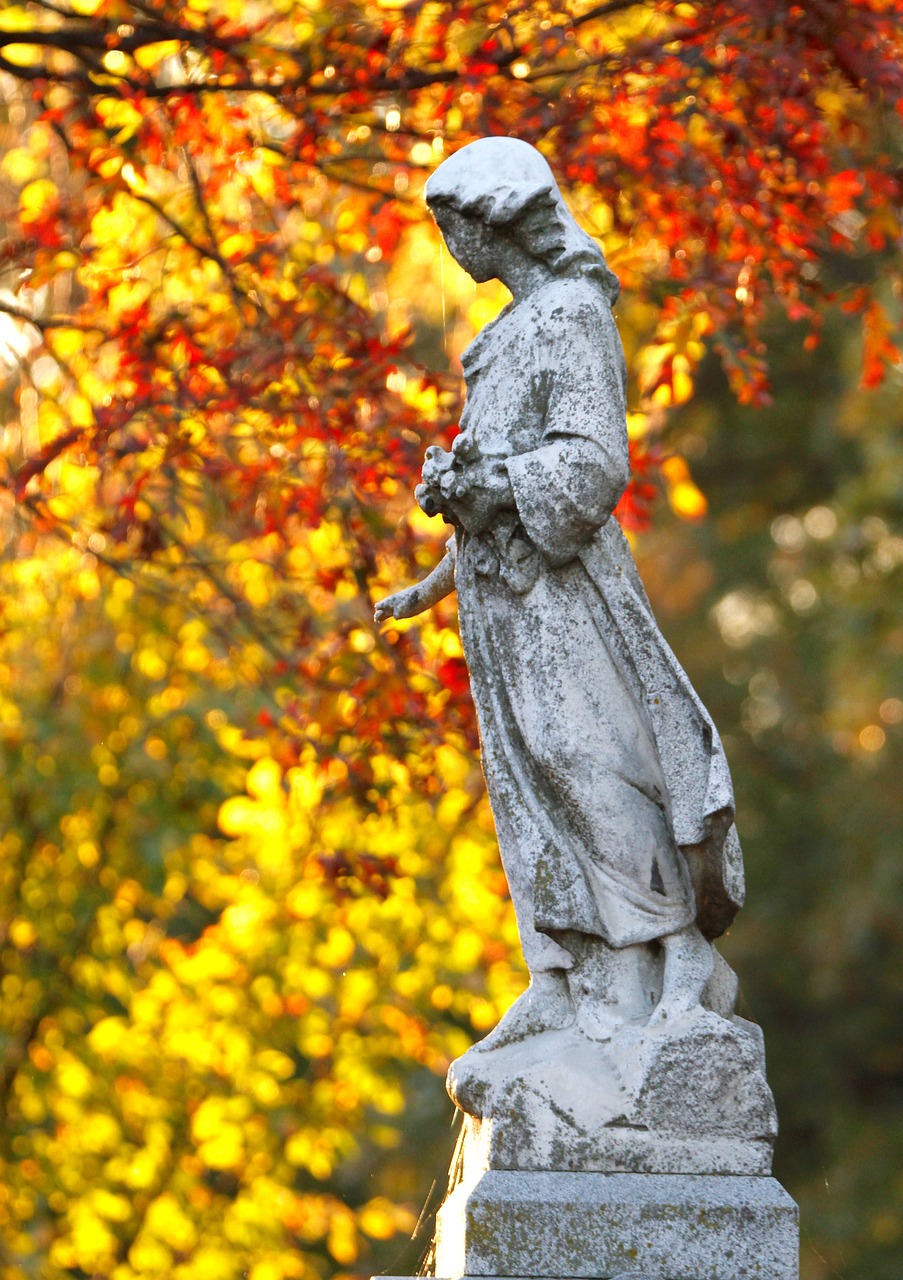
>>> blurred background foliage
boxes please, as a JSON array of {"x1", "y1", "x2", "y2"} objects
[{"x1": 0, "y1": 2, "x2": 901, "y2": 1279}]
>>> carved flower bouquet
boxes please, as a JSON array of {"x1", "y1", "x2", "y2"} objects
[
  {"x1": 415, "y1": 444, "x2": 466, "y2": 521},
  {"x1": 416, "y1": 437, "x2": 514, "y2": 536}
]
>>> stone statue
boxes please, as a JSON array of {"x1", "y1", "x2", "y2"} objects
[{"x1": 374, "y1": 138, "x2": 798, "y2": 1280}]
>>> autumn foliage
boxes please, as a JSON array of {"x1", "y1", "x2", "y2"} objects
[{"x1": 0, "y1": 1, "x2": 901, "y2": 1277}]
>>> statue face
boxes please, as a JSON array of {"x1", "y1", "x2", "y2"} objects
[{"x1": 432, "y1": 205, "x2": 498, "y2": 283}]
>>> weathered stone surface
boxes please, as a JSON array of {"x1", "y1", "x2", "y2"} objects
[
  {"x1": 434, "y1": 1171, "x2": 799, "y2": 1280},
  {"x1": 447, "y1": 1010, "x2": 776, "y2": 1177}
]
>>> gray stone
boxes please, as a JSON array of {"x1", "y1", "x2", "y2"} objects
[
  {"x1": 446, "y1": 1011, "x2": 776, "y2": 1177},
  {"x1": 434, "y1": 1171, "x2": 799, "y2": 1280}
]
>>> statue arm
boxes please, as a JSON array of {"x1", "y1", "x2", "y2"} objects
[
  {"x1": 373, "y1": 541, "x2": 456, "y2": 623},
  {"x1": 506, "y1": 298, "x2": 629, "y2": 566}
]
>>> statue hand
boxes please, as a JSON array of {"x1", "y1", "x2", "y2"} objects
[
  {"x1": 415, "y1": 449, "x2": 512, "y2": 532},
  {"x1": 374, "y1": 587, "x2": 418, "y2": 623},
  {"x1": 458, "y1": 455, "x2": 512, "y2": 501}
]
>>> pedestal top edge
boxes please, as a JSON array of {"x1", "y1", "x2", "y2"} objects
[{"x1": 452, "y1": 1170, "x2": 798, "y2": 1208}]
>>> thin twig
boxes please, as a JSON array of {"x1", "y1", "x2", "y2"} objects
[
  {"x1": 181, "y1": 146, "x2": 257, "y2": 312},
  {"x1": 133, "y1": 191, "x2": 238, "y2": 285}
]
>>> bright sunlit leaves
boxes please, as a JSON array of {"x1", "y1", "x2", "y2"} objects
[
  {"x1": 134, "y1": 40, "x2": 183, "y2": 70},
  {"x1": 18, "y1": 177, "x2": 57, "y2": 222},
  {"x1": 661, "y1": 456, "x2": 708, "y2": 522},
  {"x1": 0, "y1": 511, "x2": 519, "y2": 1273}
]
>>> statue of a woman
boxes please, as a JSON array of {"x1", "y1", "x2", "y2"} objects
[{"x1": 375, "y1": 137, "x2": 745, "y2": 1053}]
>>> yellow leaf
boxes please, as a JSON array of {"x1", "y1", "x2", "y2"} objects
[
  {"x1": 70, "y1": 1209, "x2": 116, "y2": 1265},
  {"x1": 247, "y1": 757, "x2": 284, "y2": 801},
  {"x1": 218, "y1": 795, "x2": 257, "y2": 836},
  {"x1": 68, "y1": 394, "x2": 95, "y2": 428},
  {"x1": 1, "y1": 43, "x2": 42, "y2": 67},
  {"x1": 1, "y1": 146, "x2": 43, "y2": 186},
  {"x1": 315, "y1": 926, "x2": 355, "y2": 969},
  {"x1": 19, "y1": 177, "x2": 57, "y2": 222},
  {"x1": 134, "y1": 39, "x2": 182, "y2": 70},
  {"x1": 662, "y1": 456, "x2": 707, "y2": 521},
  {"x1": 145, "y1": 1192, "x2": 197, "y2": 1249},
  {"x1": 248, "y1": 163, "x2": 276, "y2": 203},
  {"x1": 250, "y1": 1263, "x2": 284, "y2": 1280},
  {"x1": 626, "y1": 410, "x2": 649, "y2": 440},
  {"x1": 89, "y1": 1017, "x2": 127, "y2": 1056},
  {"x1": 359, "y1": 1197, "x2": 401, "y2": 1240},
  {"x1": 285, "y1": 880, "x2": 322, "y2": 919},
  {"x1": 91, "y1": 1189, "x2": 131, "y2": 1223},
  {"x1": 199, "y1": 1126, "x2": 244, "y2": 1170},
  {"x1": 327, "y1": 1212, "x2": 358, "y2": 1264},
  {"x1": 57, "y1": 1059, "x2": 92, "y2": 1098},
  {"x1": 108, "y1": 279, "x2": 151, "y2": 320},
  {"x1": 51, "y1": 328, "x2": 86, "y2": 359},
  {"x1": 128, "y1": 1239, "x2": 173, "y2": 1271},
  {"x1": 256, "y1": 1049, "x2": 295, "y2": 1079},
  {"x1": 220, "y1": 231, "x2": 255, "y2": 260},
  {"x1": 97, "y1": 154, "x2": 124, "y2": 178},
  {"x1": 9, "y1": 917, "x2": 36, "y2": 948},
  {"x1": 0, "y1": 6, "x2": 43, "y2": 30},
  {"x1": 671, "y1": 354, "x2": 694, "y2": 404},
  {"x1": 669, "y1": 481, "x2": 708, "y2": 522}
]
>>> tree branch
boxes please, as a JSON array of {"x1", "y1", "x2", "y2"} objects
[
  {"x1": 180, "y1": 147, "x2": 257, "y2": 312},
  {"x1": 0, "y1": 19, "x2": 236, "y2": 58},
  {"x1": 132, "y1": 192, "x2": 239, "y2": 287},
  {"x1": 572, "y1": 0, "x2": 650, "y2": 27},
  {"x1": 0, "y1": 299, "x2": 106, "y2": 334}
]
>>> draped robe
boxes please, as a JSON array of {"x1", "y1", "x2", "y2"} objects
[{"x1": 452, "y1": 277, "x2": 745, "y2": 972}]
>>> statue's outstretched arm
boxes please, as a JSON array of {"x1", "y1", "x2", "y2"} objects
[{"x1": 373, "y1": 543, "x2": 456, "y2": 623}]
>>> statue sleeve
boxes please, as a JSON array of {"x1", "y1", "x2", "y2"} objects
[{"x1": 505, "y1": 293, "x2": 629, "y2": 567}]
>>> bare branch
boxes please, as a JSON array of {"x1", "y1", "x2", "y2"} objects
[
  {"x1": 572, "y1": 0, "x2": 650, "y2": 28},
  {"x1": 0, "y1": 299, "x2": 106, "y2": 334},
  {"x1": 0, "y1": 51, "x2": 93, "y2": 85},
  {"x1": 0, "y1": 19, "x2": 236, "y2": 59}
]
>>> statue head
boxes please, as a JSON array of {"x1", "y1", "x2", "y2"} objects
[{"x1": 424, "y1": 136, "x2": 619, "y2": 303}]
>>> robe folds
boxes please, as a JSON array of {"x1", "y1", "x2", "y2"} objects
[{"x1": 452, "y1": 276, "x2": 744, "y2": 971}]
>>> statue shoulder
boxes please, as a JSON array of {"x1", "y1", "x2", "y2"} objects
[{"x1": 527, "y1": 278, "x2": 619, "y2": 361}]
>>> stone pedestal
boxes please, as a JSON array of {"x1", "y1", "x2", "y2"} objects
[
  {"x1": 434, "y1": 1170, "x2": 798, "y2": 1280},
  {"x1": 378, "y1": 1010, "x2": 799, "y2": 1280}
]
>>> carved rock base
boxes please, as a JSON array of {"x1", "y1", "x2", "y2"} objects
[
  {"x1": 432, "y1": 1169, "x2": 799, "y2": 1280},
  {"x1": 446, "y1": 1009, "x2": 777, "y2": 1176}
]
